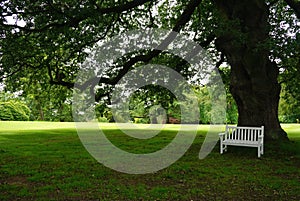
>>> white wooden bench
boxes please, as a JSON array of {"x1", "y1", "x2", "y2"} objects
[{"x1": 219, "y1": 125, "x2": 264, "y2": 158}]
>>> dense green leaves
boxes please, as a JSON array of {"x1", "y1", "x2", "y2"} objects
[
  {"x1": 279, "y1": 84, "x2": 300, "y2": 123},
  {"x1": 0, "y1": 100, "x2": 30, "y2": 121}
]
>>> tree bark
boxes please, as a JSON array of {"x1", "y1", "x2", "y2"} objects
[{"x1": 214, "y1": 0, "x2": 288, "y2": 141}]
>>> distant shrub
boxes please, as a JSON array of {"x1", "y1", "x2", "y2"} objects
[
  {"x1": 97, "y1": 116, "x2": 109, "y2": 122},
  {"x1": 0, "y1": 100, "x2": 31, "y2": 121},
  {"x1": 134, "y1": 118, "x2": 149, "y2": 124},
  {"x1": 279, "y1": 114, "x2": 300, "y2": 123}
]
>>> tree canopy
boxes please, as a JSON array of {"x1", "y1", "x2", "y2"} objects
[{"x1": 0, "y1": 0, "x2": 299, "y2": 141}]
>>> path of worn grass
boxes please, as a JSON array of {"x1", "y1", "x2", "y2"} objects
[{"x1": 0, "y1": 122, "x2": 299, "y2": 200}]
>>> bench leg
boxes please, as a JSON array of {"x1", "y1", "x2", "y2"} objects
[
  {"x1": 220, "y1": 142, "x2": 227, "y2": 154},
  {"x1": 220, "y1": 141, "x2": 223, "y2": 154},
  {"x1": 258, "y1": 146, "x2": 262, "y2": 158}
]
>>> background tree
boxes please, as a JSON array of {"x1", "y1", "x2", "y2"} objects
[
  {"x1": 3, "y1": 68, "x2": 73, "y2": 121},
  {"x1": 279, "y1": 84, "x2": 300, "y2": 123},
  {"x1": 0, "y1": 92, "x2": 31, "y2": 121}
]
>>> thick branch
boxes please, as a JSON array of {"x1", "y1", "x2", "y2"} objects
[
  {"x1": 172, "y1": 0, "x2": 203, "y2": 32},
  {"x1": 49, "y1": 80, "x2": 74, "y2": 89},
  {"x1": 98, "y1": 0, "x2": 203, "y2": 86}
]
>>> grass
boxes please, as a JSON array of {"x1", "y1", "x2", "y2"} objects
[{"x1": 0, "y1": 121, "x2": 299, "y2": 200}]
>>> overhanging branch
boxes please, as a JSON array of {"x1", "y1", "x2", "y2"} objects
[{"x1": 94, "y1": 0, "x2": 203, "y2": 87}]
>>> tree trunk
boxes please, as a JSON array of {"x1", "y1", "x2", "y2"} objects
[
  {"x1": 38, "y1": 105, "x2": 44, "y2": 121},
  {"x1": 214, "y1": 0, "x2": 288, "y2": 141}
]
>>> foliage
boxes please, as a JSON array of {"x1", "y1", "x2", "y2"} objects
[
  {"x1": 279, "y1": 85, "x2": 300, "y2": 123},
  {"x1": 4, "y1": 70, "x2": 73, "y2": 121},
  {"x1": 0, "y1": 100, "x2": 30, "y2": 121},
  {"x1": 97, "y1": 116, "x2": 110, "y2": 123}
]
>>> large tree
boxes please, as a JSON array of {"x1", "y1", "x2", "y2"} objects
[
  {"x1": 214, "y1": 0, "x2": 286, "y2": 140},
  {"x1": 0, "y1": 0, "x2": 299, "y2": 141}
]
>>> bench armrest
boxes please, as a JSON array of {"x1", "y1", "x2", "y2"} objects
[{"x1": 219, "y1": 133, "x2": 225, "y2": 141}]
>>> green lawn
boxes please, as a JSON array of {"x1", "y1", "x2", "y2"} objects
[{"x1": 0, "y1": 122, "x2": 299, "y2": 200}]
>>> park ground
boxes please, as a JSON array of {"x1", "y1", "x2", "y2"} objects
[{"x1": 0, "y1": 121, "x2": 299, "y2": 200}]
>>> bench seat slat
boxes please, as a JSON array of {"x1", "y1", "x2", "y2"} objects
[{"x1": 222, "y1": 142, "x2": 261, "y2": 148}]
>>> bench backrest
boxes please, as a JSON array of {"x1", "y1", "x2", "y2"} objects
[{"x1": 225, "y1": 125, "x2": 264, "y2": 142}]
